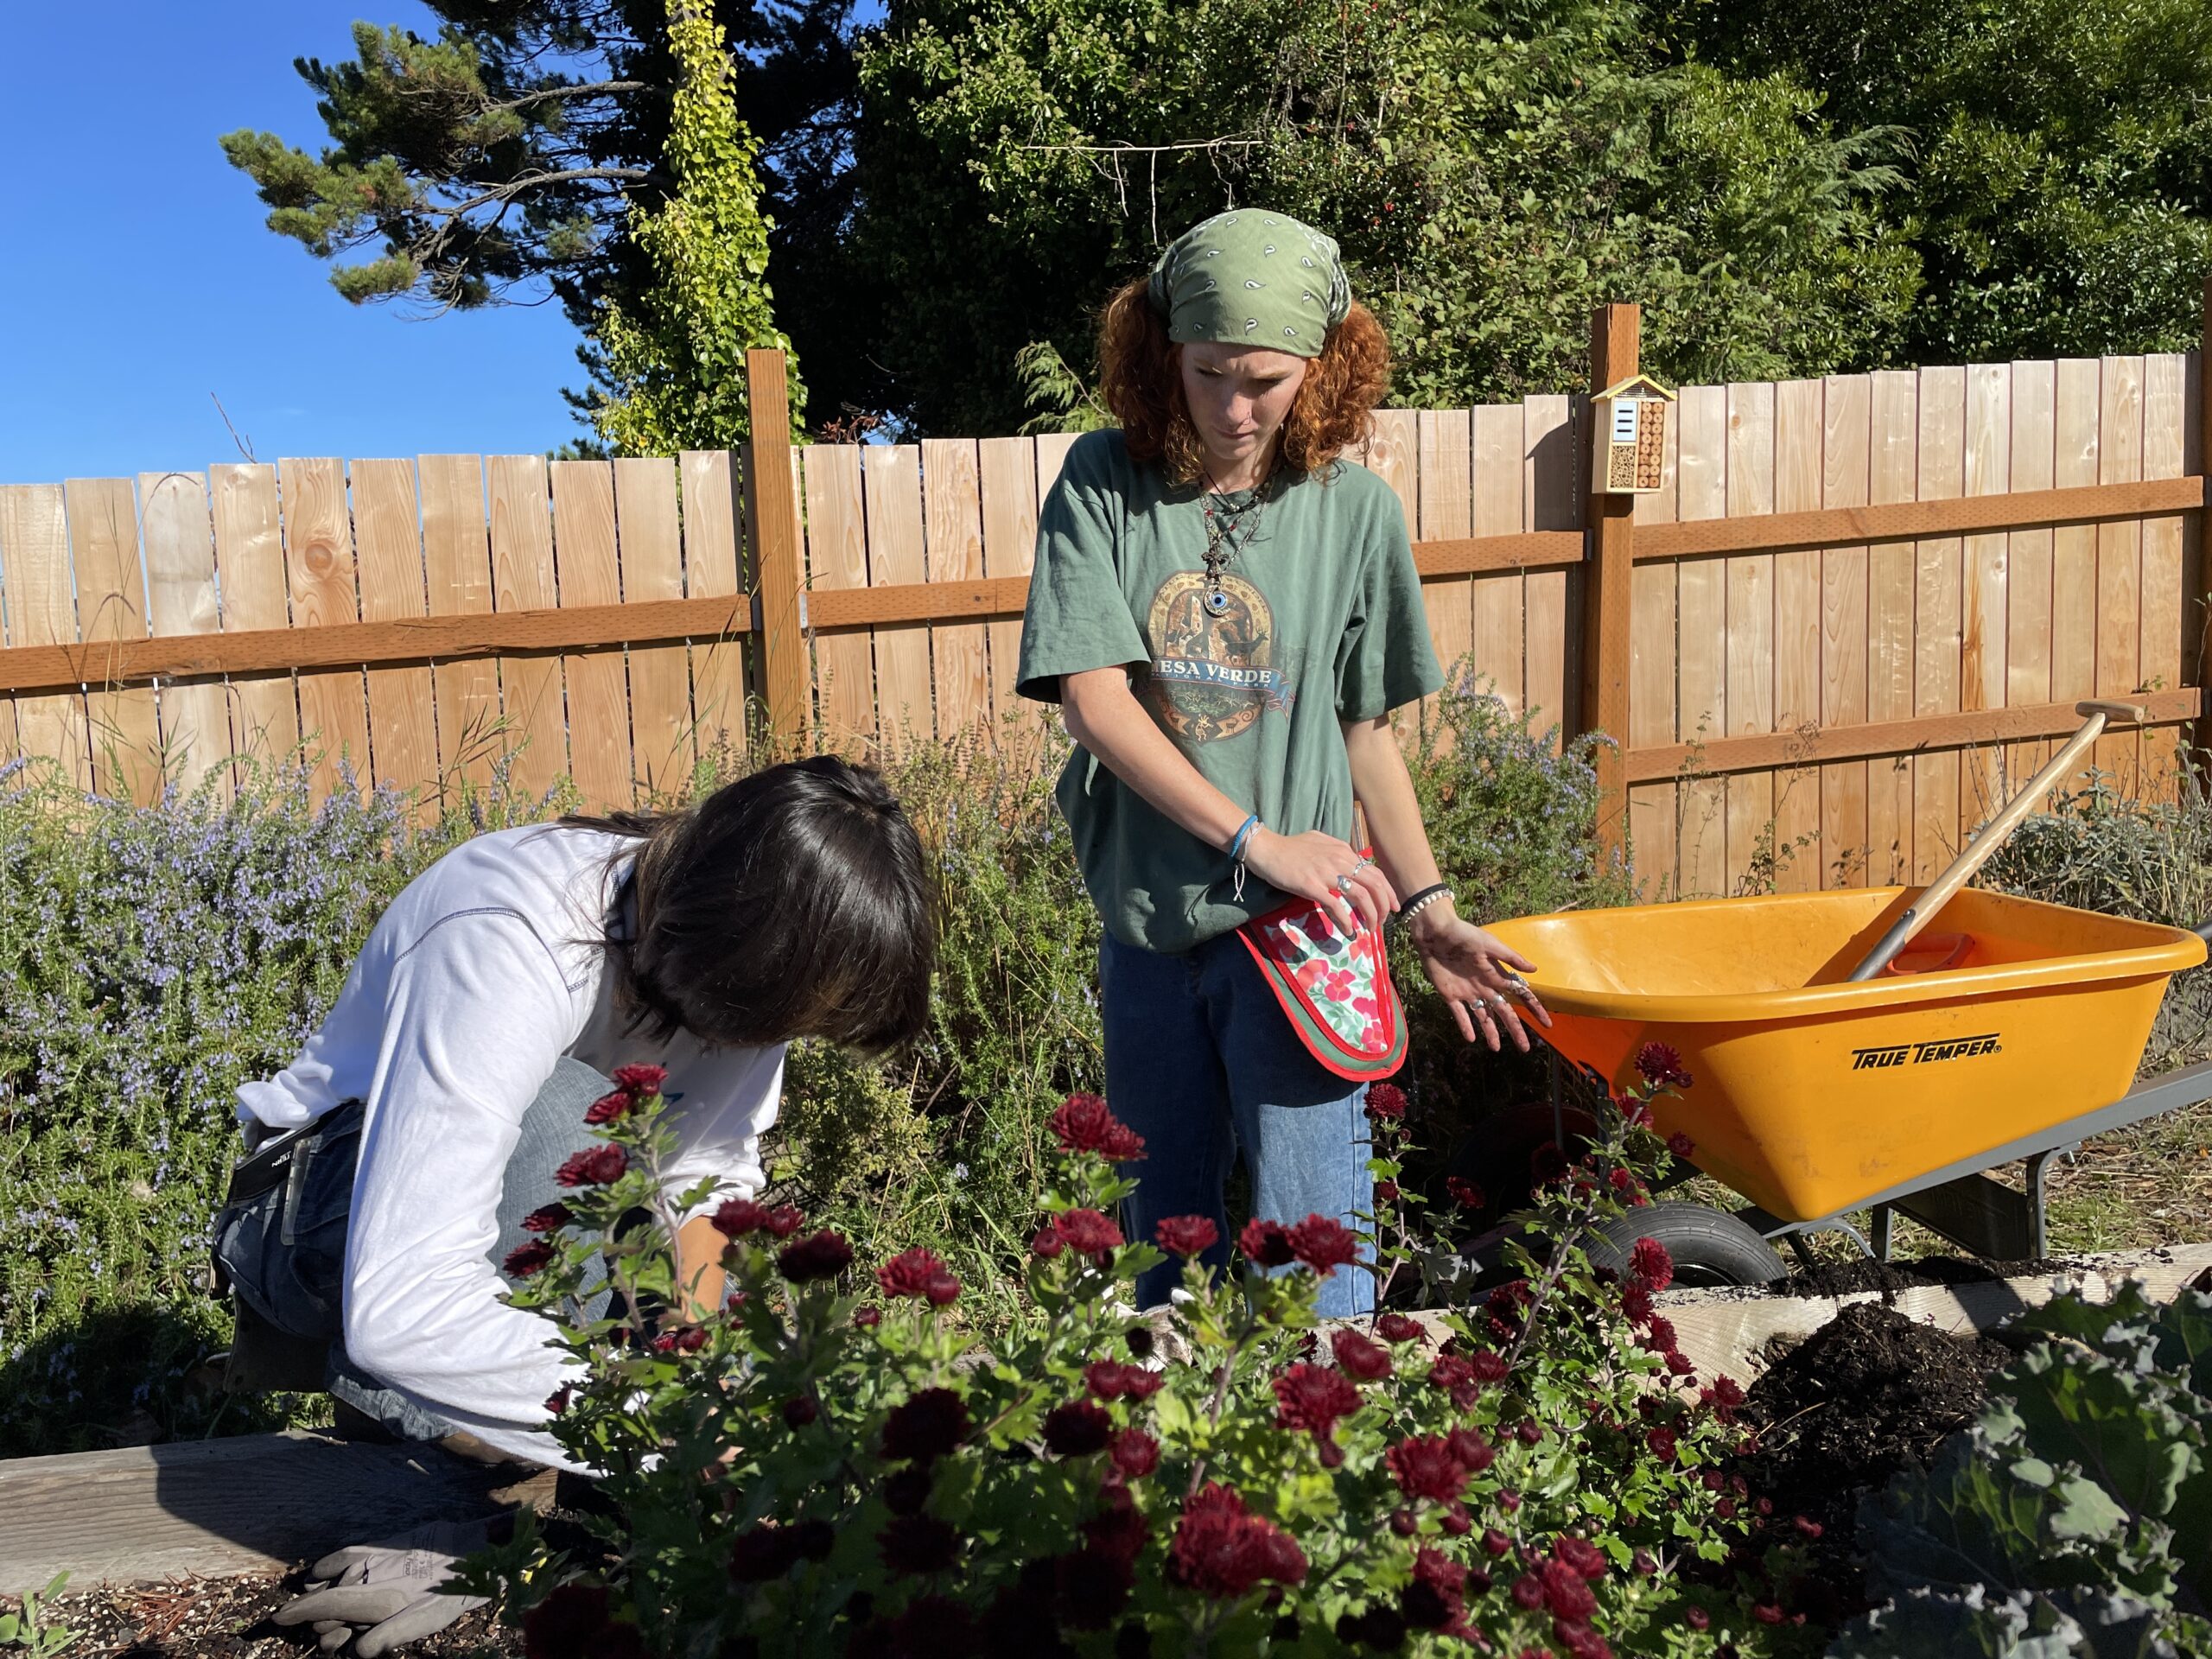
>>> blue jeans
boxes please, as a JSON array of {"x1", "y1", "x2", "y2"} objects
[
  {"x1": 1101, "y1": 931, "x2": 1375, "y2": 1318},
  {"x1": 216, "y1": 1058, "x2": 613, "y2": 1443}
]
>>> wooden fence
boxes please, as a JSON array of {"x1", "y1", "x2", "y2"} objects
[{"x1": 1, "y1": 320, "x2": 2206, "y2": 899}]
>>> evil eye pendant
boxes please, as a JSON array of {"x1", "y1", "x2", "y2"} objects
[{"x1": 1204, "y1": 587, "x2": 1232, "y2": 617}]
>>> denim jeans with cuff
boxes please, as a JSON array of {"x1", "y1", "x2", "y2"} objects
[
  {"x1": 214, "y1": 1056, "x2": 614, "y2": 1444},
  {"x1": 1101, "y1": 930, "x2": 1375, "y2": 1318}
]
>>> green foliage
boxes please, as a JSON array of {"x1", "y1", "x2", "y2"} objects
[
  {"x1": 592, "y1": 0, "x2": 805, "y2": 452},
  {"x1": 462, "y1": 1068, "x2": 1808, "y2": 1654},
  {"x1": 0, "y1": 1573, "x2": 75, "y2": 1658},
  {"x1": 1014, "y1": 340, "x2": 1116, "y2": 435},
  {"x1": 1681, "y1": 0, "x2": 2212, "y2": 366},
  {"x1": 1836, "y1": 1281, "x2": 2212, "y2": 1657}
]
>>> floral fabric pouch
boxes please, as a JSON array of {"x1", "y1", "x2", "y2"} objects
[{"x1": 1236, "y1": 886, "x2": 1407, "y2": 1082}]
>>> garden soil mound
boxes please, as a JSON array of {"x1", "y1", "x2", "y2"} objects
[
  {"x1": 1741, "y1": 1300, "x2": 2014, "y2": 1600},
  {"x1": 1777, "y1": 1252, "x2": 2071, "y2": 1298},
  {"x1": 0, "y1": 1573, "x2": 524, "y2": 1657}
]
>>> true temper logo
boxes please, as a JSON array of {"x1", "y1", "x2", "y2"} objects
[{"x1": 1851, "y1": 1033, "x2": 2002, "y2": 1071}]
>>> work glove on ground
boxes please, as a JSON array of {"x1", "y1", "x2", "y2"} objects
[{"x1": 272, "y1": 1518, "x2": 491, "y2": 1656}]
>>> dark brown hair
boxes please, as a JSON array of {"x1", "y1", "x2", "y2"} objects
[
  {"x1": 565, "y1": 757, "x2": 935, "y2": 1054},
  {"x1": 1096, "y1": 276, "x2": 1394, "y2": 485}
]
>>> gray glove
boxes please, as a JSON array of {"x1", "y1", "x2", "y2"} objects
[{"x1": 273, "y1": 1519, "x2": 491, "y2": 1656}]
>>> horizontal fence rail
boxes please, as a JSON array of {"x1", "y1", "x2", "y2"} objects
[{"x1": 3, "y1": 314, "x2": 2208, "y2": 902}]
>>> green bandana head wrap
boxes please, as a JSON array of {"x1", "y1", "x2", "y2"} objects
[{"x1": 1147, "y1": 209, "x2": 1351, "y2": 357}]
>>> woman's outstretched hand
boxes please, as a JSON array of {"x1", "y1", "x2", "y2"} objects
[
  {"x1": 1412, "y1": 909, "x2": 1552, "y2": 1052},
  {"x1": 1243, "y1": 828, "x2": 1398, "y2": 935}
]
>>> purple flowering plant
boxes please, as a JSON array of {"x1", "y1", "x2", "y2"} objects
[{"x1": 463, "y1": 1052, "x2": 1821, "y2": 1658}]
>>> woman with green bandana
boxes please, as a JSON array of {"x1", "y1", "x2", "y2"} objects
[{"x1": 1016, "y1": 209, "x2": 1552, "y2": 1318}]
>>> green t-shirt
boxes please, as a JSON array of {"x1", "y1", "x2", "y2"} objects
[{"x1": 1016, "y1": 430, "x2": 1443, "y2": 953}]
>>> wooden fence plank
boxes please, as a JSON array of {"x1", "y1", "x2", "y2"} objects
[
  {"x1": 1523, "y1": 395, "x2": 1575, "y2": 735},
  {"x1": 1629, "y1": 387, "x2": 1681, "y2": 895},
  {"x1": 2050, "y1": 360, "x2": 2102, "y2": 787},
  {"x1": 550, "y1": 460, "x2": 632, "y2": 808},
  {"x1": 923, "y1": 437, "x2": 988, "y2": 739},
  {"x1": 1364, "y1": 410, "x2": 1427, "y2": 732},
  {"x1": 210, "y1": 463, "x2": 301, "y2": 775},
  {"x1": 1417, "y1": 410, "x2": 1475, "y2": 694},
  {"x1": 1821, "y1": 375, "x2": 1872, "y2": 887},
  {"x1": 1772, "y1": 380, "x2": 1822, "y2": 891},
  {"x1": 139, "y1": 471, "x2": 230, "y2": 799},
  {"x1": 419, "y1": 454, "x2": 501, "y2": 795},
  {"x1": 1, "y1": 484, "x2": 89, "y2": 788},
  {"x1": 2142, "y1": 353, "x2": 2189, "y2": 795},
  {"x1": 2005, "y1": 363, "x2": 2058, "y2": 789},
  {"x1": 1471, "y1": 403, "x2": 1525, "y2": 715},
  {"x1": 278, "y1": 458, "x2": 371, "y2": 801},
  {"x1": 801, "y1": 443, "x2": 875, "y2": 747},
  {"x1": 978, "y1": 435, "x2": 1044, "y2": 750},
  {"x1": 862, "y1": 444, "x2": 931, "y2": 748},
  {"x1": 2097, "y1": 356, "x2": 2146, "y2": 786},
  {"x1": 1035, "y1": 432, "x2": 1082, "y2": 505},
  {"x1": 1961, "y1": 365, "x2": 2012, "y2": 829},
  {"x1": 679, "y1": 449, "x2": 748, "y2": 767},
  {"x1": 1866, "y1": 372, "x2": 1919, "y2": 885},
  {"x1": 1725, "y1": 381, "x2": 1777, "y2": 895},
  {"x1": 65, "y1": 475, "x2": 163, "y2": 801},
  {"x1": 614, "y1": 456, "x2": 694, "y2": 796},
  {"x1": 350, "y1": 459, "x2": 439, "y2": 799},
  {"x1": 1913, "y1": 366, "x2": 1967, "y2": 880},
  {"x1": 1675, "y1": 385, "x2": 1728, "y2": 898},
  {"x1": 486, "y1": 454, "x2": 566, "y2": 801}
]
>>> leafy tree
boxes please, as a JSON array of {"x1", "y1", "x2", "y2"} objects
[
  {"x1": 221, "y1": 2, "x2": 858, "y2": 420},
  {"x1": 592, "y1": 1, "x2": 802, "y2": 450},
  {"x1": 1675, "y1": 0, "x2": 2212, "y2": 363},
  {"x1": 850, "y1": 0, "x2": 1918, "y2": 434}
]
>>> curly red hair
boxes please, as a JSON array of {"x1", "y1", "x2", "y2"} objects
[{"x1": 1096, "y1": 276, "x2": 1393, "y2": 485}]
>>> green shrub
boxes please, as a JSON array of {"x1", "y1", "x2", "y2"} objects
[{"x1": 1837, "y1": 1278, "x2": 2212, "y2": 1657}]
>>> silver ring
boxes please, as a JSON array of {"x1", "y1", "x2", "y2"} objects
[{"x1": 1335, "y1": 873, "x2": 1356, "y2": 893}]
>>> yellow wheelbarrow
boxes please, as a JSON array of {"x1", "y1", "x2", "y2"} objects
[{"x1": 1481, "y1": 700, "x2": 2212, "y2": 1282}]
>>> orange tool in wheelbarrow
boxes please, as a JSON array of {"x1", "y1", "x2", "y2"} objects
[{"x1": 1482, "y1": 700, "x2": 2212, "y2": 1283}]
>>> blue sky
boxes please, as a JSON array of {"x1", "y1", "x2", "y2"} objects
[{"x1": 0, "y1": 3, "x2": 588, "y2": 485}]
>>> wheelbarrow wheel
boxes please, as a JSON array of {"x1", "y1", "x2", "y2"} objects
[{"x1": 1582, "y1": 1201, "x2": 1788, "y2": 1289}]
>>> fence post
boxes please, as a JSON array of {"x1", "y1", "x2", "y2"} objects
[
  {"x1": 745, "y1": 348, "x2": 809, "y2": 747},
  {"x1": 1580, "y1": 303, "x2": 1640, "y2": 868},
  {"x1": 2196, "y1": 275, "x2": 2212, "y2": 766}
]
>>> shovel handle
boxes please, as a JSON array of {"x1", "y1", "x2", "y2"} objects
[{"x1": 1846, "y1": 698, "x2": 2146, "y2": 982}]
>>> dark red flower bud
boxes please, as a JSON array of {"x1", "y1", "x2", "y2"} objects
[
  {"x1": 1154, "y1": 1215, "x2": 1219, "y2": 1257},
  {"x1": 1237, "y1": 1217, "x2": 1296, "y2": 1268},
  {"x1": 554, "y1": 1144, "x2": 627, "y2": 1187},
  {"x1": 1376, "y1": 1312, "x2": 1427, "y2": 1344},
  {"x1": 778, "y1": 1228, "x2": 854, "y2": 1282},
  {"x1": 1109, "y1": 1428, "x2": 1159, "y2": 1480},
  {"x1": 783, "y1": 1395, "x2": 818, "y2": 1430},
  {"x1": 611, "y1": 1063, "x2": 668, "y2": 1096},
  {"x1": 1483, "y1": 1528, "x2": 1512, "y2": 1557},
  {"x1": 1050, "y1": 1094, "x2": 1147, "y2": 1160},
  {"x1": 1440, "y1": 1508, "x2": 1471, "y2": 1536},
  {"x1": 1044, "y1": 1401, "x2": 1115, "y2": 1458},
  {"x1": 504, "y1": 1240, "x2": 555, "y2": 1278},
  {"x1": 1390, "y1": 1509, "x2": 1418, "y2": 1536},
  {"x1": 1364, "y1": 1083, "x2": 1408, "y2": 1121},
  {"x1": 1332, "y1": 1328, "x2": 1393, "y2": 1380},
  {"x1": 520, "y1": 1203, "x2": 572, "y2": 1234}
]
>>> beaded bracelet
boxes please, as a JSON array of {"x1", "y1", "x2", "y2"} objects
[{"x1": 1397, "y1": 883, "x2": 1455, "y2": 926}]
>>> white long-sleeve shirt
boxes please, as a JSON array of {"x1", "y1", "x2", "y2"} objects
[{"x1": 238, "y1": 824, "x2": 785, "y2": 1467}]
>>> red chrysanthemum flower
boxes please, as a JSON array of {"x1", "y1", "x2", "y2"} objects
[
  {"x1": 1109, "y1": 1428, "x2": 1160, "y2": 1480},
  {"x1": 1154, "y1": 1215, "x2": 1219, "y2": 1257},
  {"x1": 1375, "y1": 1313, "x2": 1427, "y2": 1345},
  {"x1": 783, "y1": 1395, "x2": 818, "y2": 1429},
  {"x1": 1237, "y1": 1217, "x2": 1296, "y2": 1268},
  {"x1": 1364, "y1": 1083, "x2": 1408, "y2": 1121},
  {"x1": 1668, "y1": 1130, "x2": 1697, "y2": 1158},
  {"x1": 1375, "y1": 1179, "x2": 1401, "y2": 1202},
  {"x1": 1168, "y1": 1484, "x2": 1307, "y2": 1599},
  {"x1": 553, "y1": 1144, "x2": 626, "y2": 1187},
  {"x1": 1634, "y1": 1042, "x2": 1693, "y2": 1090},
  {"x1": 729, "y1": 1523, "x2": 800, "y2": 1583},
  {"x1": 543, "y1": 1387, "x2": 571, "y2": 1416},
  {"x1": 1273, "y1": 1363, "x2": 1363, "y2": 1440},
  {"x1": 1045, "y1": 1208, "x2": 1124, "y2": 1262},
  {"x1": 1387, "y1": 1435, "x2": 1470, "y2": 1503},
  {"x1": 1044, "y1": 1400, "x2": 1116, "y2": 1458},
  {"x1": 1401, "y1": 1546, "x2": 1468, "y2": 1630},
  {"x1": 1638, "y1": 1313, "x2": 1677, "y2": 1355},
  {"x1": 1541, "y1": 1560, "x2": 1598, "y2": 1621},
  {"x1": 879, "y1": 1513, "x2": 961, "y2": 1576},
  {"x1": 1332, "y1": 1328, "x2": 1393, "y2": 1381},
  {"x1": 610, "y1": 1063, "x2": 669, "y2": 1096},
  {"x1": 1084, "y1": 1499, "x2": 1150, "y2": 1563},
  {"x1": 1620, "y1": 1282, "x2": 1655, "y2": 1324},
  {"x1": 1630, "y1": 1236, "x2": 1675, "y2": 1293},
  {"x1": 1287, "y1": 1214, "x2": 1362, "y2": 1276},
  {"x1": 709, "y1": 1198, "x2": 771, "y2": 1239},
  {"x1": 1084, "y1": 1361, "x2": 1163, "y2": 1402},
  {"x1": 1467, "y1": 1346, "x2": 1510, "y2": 1382},
  {"x1": 1447, "y1": 1427, "x2": 1496, "y2": 1473},
  {"x1": 520, "y1": 1202, "x2": 572, "y2": 1235},
  {"x1": 582, "y1": 1090, "x2": 633, "y2": 1127},
  {"x1": 1031, "y1": 1226, "x2": 1065, "y2": 1260},
  {"x1": 881, "y1": 1388, "x2": 969, "y2": 1464},
  {"x1": 503, "y1": 1239, "x2": 555, "y2": 1278},
  {"x1": 1612, "y1": 1091, "x2": 1655, "y2": 1130},
  {"x1": 760, "y1": 1205, "x2": 805, "y2": 1239},
  {"x1": 876, "y1": 1246, "x2": 962, "y2": 1306},
  {"x1": 1446, "y1": 1175, "x2": 1485, "y2": 1210},
  {"x1": 1645, "y1": 1425, "x2": 1678, "y2": 1462},
  {"x1": 1554, "y1": 1535, "x2": 1609, "y2": 1580},
  {"x1": 1049, "y1": 1093, "x2": 1147, "y2": 1160},
  {"x1": 777, "y1": 1228, "x2": 854, "y2": 1282}
]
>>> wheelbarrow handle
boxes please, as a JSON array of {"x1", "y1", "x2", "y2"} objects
[{"x1": 1846, "y1": 699, "x2": 2146, "y2": 982}]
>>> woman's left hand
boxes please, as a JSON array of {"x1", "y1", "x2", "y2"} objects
[{"x1": 1414, "y1": 913, "x2": 1552, "y2": 1052}]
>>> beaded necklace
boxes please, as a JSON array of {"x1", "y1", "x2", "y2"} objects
[{"x1": 1198, "y1": 465, "x2": 1277, "y2": 617}]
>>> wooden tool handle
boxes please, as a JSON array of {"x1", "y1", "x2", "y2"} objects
[{"x1": 1845, "y1": 699, "x2": 2142, "y2": 981}]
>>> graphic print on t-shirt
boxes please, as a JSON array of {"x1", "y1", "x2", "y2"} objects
[{"x1": 1142, "y1": 570, "x2": 1294, "y2": 743}]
